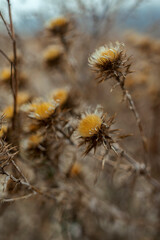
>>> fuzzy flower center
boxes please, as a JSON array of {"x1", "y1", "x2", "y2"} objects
[
  {"x1": 44, "y1": 47, "x2": 62, "y2": 61},
  {"x1": 34, "y1": 102, "x2": 55, "y2": 120},
  {"x1": 78, "y1": 114, "x2": 102, "y2": 137},
  {"x1": 49, "y1": 17, "x2": 68, "y2": 28},
  {"x1": 98, "y1": 49, "x2": 118, "y2": 63}
]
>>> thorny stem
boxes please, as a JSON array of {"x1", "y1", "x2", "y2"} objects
[
  {"x1": 0, "y1": 166, "x2": 56, "y2": 201},
  {"x1": 111, "y1": 142, "x2": 160, "y2": 189},
  {"x1": 1, "y1": 192, "x2": 36, "y2": 203},
  {"x1": 115, "y1": 74, "x2": 148, "y2": 167},
  {"x1": 122, "y1": 86, "x2": 148, "y2": 166}
]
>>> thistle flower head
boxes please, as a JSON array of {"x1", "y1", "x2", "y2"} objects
[
  {"x1": 89, "y1": 42, "x2": 130, "y2": 83},
  {"x1": 22, "y1": 99, "x2": 58, "y2": 121},
  {"x1": 43, "y1": 45, "x2": 63, "y2": 66},
  {"x1": 78, "y1": 114, "x2": 102, "y2": 138},
  {"x1": 46, "y1": 17, "x2": 69, "y2": 35},
  {"x1": 51, "y1": 88, "x2": 69, "y2": 106},
  {"x1": 76, "y1": 106, "x2": 119, "y2": 155}
]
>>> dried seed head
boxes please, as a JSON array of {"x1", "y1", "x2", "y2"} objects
[
  {"x1": 76, "y1": 106, "x2": 118, "y2": 155},
  {"x1": 51, "y1": 88, "x2": 69, "y2": 106},
  {"x1": 29, "y1": 101, "x2": 57, "y2": 120},
  {"x1": 43, "y1": 45, "x2": 63, "y2": 66},
  {"x1": 89, "y1": 42, "x2": 131, "y2": 84},
  {"x1": 46, "y1": 17, "x2": 69, "y2": 35}
]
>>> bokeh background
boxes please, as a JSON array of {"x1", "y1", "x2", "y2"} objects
[{"x1": 0, "y1": 1, "x2": 160, "y2": 240}]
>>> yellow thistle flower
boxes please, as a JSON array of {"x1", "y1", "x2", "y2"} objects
[
  {"x1": 89, "y1": 42, "x2": 122, "y2": 67},
  {"x1": 17, "y1": 92, "x2": 31, "y2": 106},
  {"x1": 77, "y1": 106, "x2": 119, "y2": 155},
  {"x1": 46, "y1": 17, "x2": 69, "y2": 34},
  {"x1": 78, "y1": 114, "x2": 102, "y2": 138},
  {"x1": 0, "y1": 68, "x2": 11, "y2": 82},
  {"x1": 28, "y1": 101, "x2": 57, "y2": 120},
  {"x1": 43, "y1": 45, "x2": 63, "y2": 65},
  {"x1": 52, "y1": 88, "x2": 69, "y2": 106},
  {"x1": 69, "y1": 163, "x2": 82, "y2": 178},
  {"x1": 0, "y1": 125, "x2": 8, "y2": 138},
  {"x1": 3, "y1": 106, "x2": 14, "y2": 119},
  {"x1": 88, "y1": 42, "x2": 130, "y2": 83}
]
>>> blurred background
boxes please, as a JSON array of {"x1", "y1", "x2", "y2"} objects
[{"x1": 0, "y1": 1, "x2": 160, "y2": 240}]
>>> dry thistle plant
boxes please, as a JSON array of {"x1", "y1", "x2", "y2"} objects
[{"x1": 89, "y1": 42, "x2": 148, "y2": 166}]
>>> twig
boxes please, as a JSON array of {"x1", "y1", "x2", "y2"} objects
[
  {"x1": 0, "y1": 192, "x2": 36, "y2": 203},
  {"x1": 0, "y1": 49, "x2": 12, "y2": 64}
]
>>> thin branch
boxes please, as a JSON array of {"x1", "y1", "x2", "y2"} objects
[
  {"x1": 0, "y1": 192, "x2": 36, "y2": 203},
  {"x1": 0, "y1": 11, "x2": 13, "y2": 40},
  {"x1": 0, "y1": 49, "x2": 12, "y2": 64}
]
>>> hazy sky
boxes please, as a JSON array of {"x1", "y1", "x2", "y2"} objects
[{"x1": 1, "y1": 0, "x2": 160, "y2": 34}]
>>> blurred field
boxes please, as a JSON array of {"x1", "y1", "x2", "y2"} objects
[{"x1": 0, "y1": 1, "x2": 160, "y2": 240}]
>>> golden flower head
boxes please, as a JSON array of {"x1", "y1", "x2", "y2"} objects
[
  {"x1": 78, "y1": 114, "x2": 102, "y2": 138},
  {"x1": 25, "y1": 99, "x2": 58, "y2": 120},
  {"x1": 46, "y1": 17, "x2": 69, "y2": 35},
  {"x1": 77, "y1": 106, "x2": 104, "y2": 138},
  {"x1": 89, "y1": 42, "x2": 130, "y2": 83},
  {"x1": 0, "y1": 68, "x2": 11, "y2": 83},
  {"x1": 77, "y1": 106, "x2": 119, "y2": 155},
  {"x1": 0, "y1": 124, "x2": 8, "y2": 138},
  {"x1": 51, "y1": 88, "x2": 69, "y2": 106},
  {"x1": 3, "y1": 106, "x2": 14, "y2": 119},
  {"x1": 43, "y1": 45, "x2": 63, "y2": 65}
]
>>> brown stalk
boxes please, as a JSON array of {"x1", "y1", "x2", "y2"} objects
[
  {"x1": 7, "y1": 0, "x2": 18, "y2": 130},
  {"x1": 115, "y1": 74, "x2": 148, "y2": 167}
]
